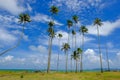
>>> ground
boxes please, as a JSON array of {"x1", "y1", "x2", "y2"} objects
[{"x1": 0, "y1": 71, "x2": 120, "y2": 80}]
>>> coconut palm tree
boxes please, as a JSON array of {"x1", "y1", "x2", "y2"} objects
[
  {"x1": 71, "y1": 50, "x2": 80, "y2": 73},
  {"x1": 94, "y1": 18, "x2": 103, "y2": 73},
  {"x1": 72, "y1": 15, "x2": 79, "y2": 49},
  {"x1": 47, "y1": 6, "x2": 59, "y2": 73},
  {"x1": 0, "y1": 13, "x2": 31, "y2": 56},
  {"x1": 57, "y1": 33, "x2": 63, "y2": 72},
  {"x1": 47, "y1": 21, "x2": 55, "y2": 73},
  {"x1": 79, "y1": 25, "x2": 88, "y2": 72},
  {"x1": 61, "y1": 43, "x2": 70, "y2": 73}
]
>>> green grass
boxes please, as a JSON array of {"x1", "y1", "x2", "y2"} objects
[{"x1": 0, "y1": 71, "x2": 120, "y2": 80}]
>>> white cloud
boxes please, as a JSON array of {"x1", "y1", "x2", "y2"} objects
[
  {"x1": 4, "y1": 55, "x2": 14, "y2": 61},
  {"x1": 0, "y1": 28, "x2": 17, "y2": 46},
  {"x1": 0, "y1": 29, "x2": 29, "y2": 49},
  {"x1": 51, "y1": 0, "x2": 106, "y2": 14},
  {"x1": 0, "y1": 48, "x2": 115, "y2": 70},
  {"x1": 27, "y1": 3, "x2": 32, "y2": 12},
  {"x1": 29, "y1": 45, "x2": 48, "y2": 54},
  {"x1": 106, "y1": 42, "x2": 113, "y2": 48},
  {"x1": 12, "y1": 30, "x2": 29, "y2": 41},
  {"x1": 0, "y1": 15, "x2": 18, "y2": 24},
  {"x1": 84, "y1": 49, "x2": 100, "y2": 63},
  {"x1": 88, "y1": 19, "x2": 120, "y2": 36},
  {"x1": 0, "y1": 0, "x2": 25, "y2": 15},
  {"x1": 39, "y1": 30, "x2": 94, "y2": 48},
  {"x1": 0, "y1": 14, "x2": 29, "y2": 48},
  {"x1": 32, "y1": 13, "x2": 63, "y2": 26},
  {"x1": 117, "y1": 52, "x2": 120, "y2": 57}
]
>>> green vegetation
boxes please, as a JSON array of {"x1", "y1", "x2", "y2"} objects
[{"x1": 0, "y1": 71, "x2": 120, "y2": 80}]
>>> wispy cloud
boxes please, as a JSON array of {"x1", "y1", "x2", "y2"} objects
[
  {"x1": 51, "y1": 0, "x2": 108, "y2": 14},
  {"x1": 88, "y1": 19, "x2": 120, "y2": 36},
  {"x1": 0, "y1": 0, "x2": 25, "y2": 15},
  {"x1": 32, "y1": 13, "x2": 63, "y2": 26}
]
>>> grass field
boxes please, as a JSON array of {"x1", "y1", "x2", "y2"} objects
[{"x1": 0, "y1": 71, "x2": 120, "y2": 80}]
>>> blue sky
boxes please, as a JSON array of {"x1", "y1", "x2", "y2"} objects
[{"x1": 0, "y1": 0, "x2": 120, "y2": 70}]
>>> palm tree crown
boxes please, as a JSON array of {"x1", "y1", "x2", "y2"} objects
[
  {"x1": 71, "y1": 50, "x2": 79, "y2": 60},
  {"x1": 77, "y1": 48, "x2": 82, "y2": 54},
  {"x1": 67, "y1": 20, "x2": 73, "y2": 28},
  {"x1": 72, "y1": 30, "x2": 76, "y2": 35},
  {"x1": 79, "y1": 26, "x2": 88, "y2": 35},
  {"x1": 94, "y1": 18, "x2": 103, "y2": 26},
  {"x1": 72, "y1": 15, "x2": 79, "y2": 23},
  {"x1": 48, "y1": 21, "x2": 54, "y2": 27},
  {"x1": 19, "y1": 13, "x2": 31, "y2": 23},
  {"x1": 61, "y1": 43, "x2": 70, "y2": 52},
  {"x1": 47, "y1": 27, "x2": 55, "y2": 38},
  {"x1": 58, "y1": 33, "x2": 63, "y2": 38},
  {"x1": 50, "y1": 6, "x2": 59, "y2": 15}
]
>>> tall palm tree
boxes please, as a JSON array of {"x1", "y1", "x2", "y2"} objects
[
  {"x1": 61, "y1": 43, "x2": 70, "y2": 73},
  {"x1": 57, "y1": 33, "x2": 63, "y2": 72},
  {"x1": 0, "y1": 13, "x2": 31, "y2": 56},
  {"x1": 72, "y1": 15, "x2": 79, "y2": 49},
  {"x1": 94, "y1": 18, "x2": 103, "y2": 73},
  {"x1": 67, "y1": 20, "x2": 73, "y2": 72},
  {"x1": 79, "y1": 25, "x2": 88, "y2": 72},
  {"x1": 47, "y1": 21, "x2": 55, "y2": 73},
  {"x1": 71, "y1": 30, "x2": 76, "y2": 71},
  {"x1": 47, "y1": 6, "x2": 59, "y2": 73},
  {"x1": 71, "y1": 50, "x2": 80, "y2": 73}
]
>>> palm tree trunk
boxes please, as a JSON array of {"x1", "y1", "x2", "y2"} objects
[
  {"x1": 0, "y1": 23, "x2": 25, "y2": 56},
  {"x1": 80, "y1": 34, "x2": 84, "y2": 72},
  {"x1": 97, "y1": 26, "x2": 103, "y2": 73},
  {"x1": 76, "y1": 60, "x2": 78, "y2": 73},
  {"x1": 75, "y1": 24, "x2": 77, "y2": 49},
  {"x1": 70, "y1": 58, "x2": 72, "y2": 72},
  {"x1": 65, "y1": 51, "x2": 68, "y2": 73},
  {"x1": 71, "y1": 35, "x2": 74, "y2": 72},
  {"x1": 79, "y1": 55, "x2": 81, "y2": 72},
  {"x1": 57, "y1": 38, "x2": 60, "y2": 72},
  {"x1": 47, "y1": 37, "x2": 53, "y2": 73},
  {"x1": 106, "y1": 44, "x2": 110, "y2": 71}
]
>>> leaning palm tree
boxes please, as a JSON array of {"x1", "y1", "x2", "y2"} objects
[
  {"x1": 72, "y1": 15, "x2": 79, "y2": 49},
  {"x1": 61, "y1": 43, "x2": 70, "y2": 73},
  {"x1": 94, "y1": 18, "x2": 103, "y2": 73},
  {"x1": 79, "y1": 25, "x2": 88, "y2": 72},
  {"x1": 57, "y1": 33, "x2": 63, "y2": 72},
  {"x1": 71, "y1": 50, "x2": 80, "y2": 73},
  {"x1": 0, "y1": 13, "x2": 31, "y2": 56},
  {"x1": 47, "y1": 21, "x2": 55, "y2": 73}
]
